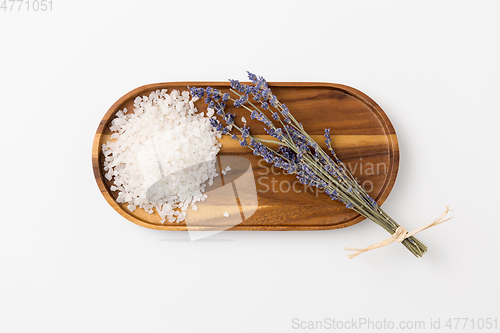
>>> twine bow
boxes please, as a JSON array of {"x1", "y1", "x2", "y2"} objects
[{"x1": 345, "y1": 206, "x2": 453, "y2": 259}]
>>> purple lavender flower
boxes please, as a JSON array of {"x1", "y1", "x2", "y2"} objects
[
  {"x1": 270, "y1": 95, "x2": 278, "y2": 108},
  {"x1": 215, "y1": 105, "x2": 224, "y2": 116},
  {"x1": 223, "y1": 113, "x2": 235, "y2": 126},
  {"x1": 281, "y1": 104, "x2": 289, "y2": 116},
  {"x1": 250, "y1": 110, "x2": 259, "y2": 120},
  {"x1": 247, "y1": 71, "x2": 258, "y2": 83},
  {"x1": 209, "y1": 118, "x2": 219, "y2": 128},
  {"x1": 229, "y1": 79, "x2": 240, "y2": 90},
  {"x1": 241, "y1": 126, "x2": 250, "y2": 138},
  {"x1": 188, "y1": 86, "x2": 205, "y2": 98}
]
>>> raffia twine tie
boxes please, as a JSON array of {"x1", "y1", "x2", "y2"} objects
[{"x1": 345, "y1": 206, "x2": 453, "y2": 259}]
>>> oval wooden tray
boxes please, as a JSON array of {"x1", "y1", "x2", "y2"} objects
[{"x1": 92, "y1": 82, "x2": 399, "y2": 231}]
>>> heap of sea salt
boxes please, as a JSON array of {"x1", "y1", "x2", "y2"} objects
[{"x1": 102, "y1": 89, "x2": 221, "y2": 223}]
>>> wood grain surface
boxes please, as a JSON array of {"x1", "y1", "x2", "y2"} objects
[{"x1": 92, "y1": 82, "x2": 399, "y2": 231}]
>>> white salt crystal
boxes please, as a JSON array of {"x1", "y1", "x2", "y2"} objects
[
  {"x1": 177, "y1": 211, "x2": 186, "y2": 222},
  {"x1": 223, "y1": 212, "x2": 229, "y2": 218},
  {"x1": 225, "y1": 166, "x2": 231, "y2": 171},
  {"x1": 241, "y1": 116, "x2": 247, "y2": 123}
]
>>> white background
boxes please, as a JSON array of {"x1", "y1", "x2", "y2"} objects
[{"x1": 1, "y1": 1, "x2": 499, "y2": 332}]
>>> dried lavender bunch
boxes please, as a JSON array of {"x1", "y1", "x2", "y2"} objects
[{"x1": 189, "y1": 72, "x2": 428, "y2": 257}]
